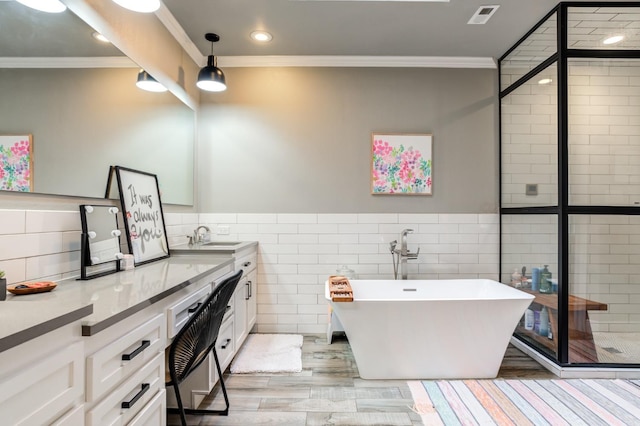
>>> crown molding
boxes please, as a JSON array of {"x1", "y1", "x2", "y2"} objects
[
  {"x1": 155, "y1": 3, "x2": 206, "y2": 67},
  {"x1": 217, "y1": 55, "x2": 497, "y2": 68},
  {"x1": 0, "y1": 57, "x2": 137, "y2": 68}
]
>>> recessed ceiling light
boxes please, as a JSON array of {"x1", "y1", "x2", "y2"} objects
[
  {"x1": 92, "y1": 32, "x2": 111, "y2": 43},
  {"x1": 16, "y1": 0, "x2": 66, "y2": 13},
  {"x1": 250, "y1": 31, "x2": 273, "y2": 42},
  {"x1": 112, "y1": 0, "x2": 160, "y2": 13},
  {"x1": 538, "y1": 78, "x2": 553, "y2": 85},
  {"x1": 603, "y1": 35, "x2": 624, "y2": 45}
]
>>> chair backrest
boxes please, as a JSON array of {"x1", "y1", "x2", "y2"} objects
[{"x1": 168, "y1": 270, "x2": 243, "y2": 385}]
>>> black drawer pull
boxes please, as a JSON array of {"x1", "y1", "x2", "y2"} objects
[
  {"x1": 122, "y1": 340, "x2": 150, "y2": 361},
  {"x1": 248, "y1": 280, "x2": 252, "y2": 298},
  {"x1": 121, "y1": 383, "x2": 150, "y2": 409},
  {"x1": 188, "y1": 302, "x2": 202, "y2": 314},
  {"x1": 243, "y1": 261, "x2": 252, "y2": 268},
  {"x1": 245, "y1": 282, "x2": 250, "y2": 300},
  {"x1": 220, "y1": 338, "x2": 231, "y2": 349}
]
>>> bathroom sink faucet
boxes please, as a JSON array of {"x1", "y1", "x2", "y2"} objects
[{"x1": 390, "y1": 228, "x2": 420, "y2": 279}]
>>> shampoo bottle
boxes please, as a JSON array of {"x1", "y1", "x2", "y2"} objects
[
  {"x1": 539, "y1": 265, "x2": 552, "y2": 294},
  {"x1": 524, "y1": 309, "x2": 534, "y2": 331},
  {"x1": 539, "y1": 307, "x2": 549, "y2": 336}
]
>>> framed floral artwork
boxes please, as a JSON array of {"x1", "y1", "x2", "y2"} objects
[
  {"x1": 0, "y1": 135, "x2": 33, "y2": 192},
  {"x1": 371, "y1": 133, "x2": 432, "y2": 195}
]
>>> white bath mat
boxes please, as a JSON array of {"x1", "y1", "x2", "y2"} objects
[{"x1": 230, "y1": 334, "x2": 303, "y2": 374}]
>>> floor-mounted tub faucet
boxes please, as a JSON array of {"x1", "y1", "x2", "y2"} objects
[{"x1": 390, "y1": 229, "x2": 420, "y2": 279}]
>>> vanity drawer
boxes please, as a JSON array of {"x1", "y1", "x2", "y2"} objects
[
  {"x1": 0, "y1": 341, "x2": 84, "y2": 426},
  {"x1": 128, "y1": 389, "x2": 166, "y2": 426},
  {"x1": 86, "y1": 352, "x2": 164, "y2": 426},
  {"x1": 167, "y1": 283, "x2": 212, "y2": 338},
  {"x1": 235, "y1": 251, "x2": 257, "y2": 274},
  {"x1": 216, "y1": 318, "x2": 235, "y2": 371},
  {"x1": 86, "y1": 314, "x2": 165, "y2": 403},
  {"x1": 52, "y1": 405, "x2": 84, "y2": 426}
]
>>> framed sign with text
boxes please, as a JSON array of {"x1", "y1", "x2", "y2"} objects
[{"x1": 114, "y1": 166, "x2": 170, "y2": 265}]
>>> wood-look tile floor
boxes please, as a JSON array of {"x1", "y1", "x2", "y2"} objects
[{"x1": 167, "y1": 334, "x2": 555, "y2": 426}]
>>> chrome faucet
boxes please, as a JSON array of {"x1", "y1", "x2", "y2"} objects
[
  {"x1": 390, "y1": 229, "x2": 420, "y2": 279},
  {"x1": 193, "y1": 225, "x2": 211, "y2": 244}
]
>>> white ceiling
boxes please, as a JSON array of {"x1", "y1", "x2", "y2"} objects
[
  {"x1": 159, "y1": 0, "x2": 635, "y2": 64},
  {"x1": 2, "y1": 0, "x2": 640, "y2": 68}
]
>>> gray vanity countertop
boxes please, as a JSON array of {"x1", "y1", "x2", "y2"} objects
[
  {"x1": 171, "y1": 240, "x2": 258, "y2": 254},
  {"x1": 0, "y1": 254, "x2": 234, "y2": 352}
]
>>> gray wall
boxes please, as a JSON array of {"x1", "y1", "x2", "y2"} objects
[{"x1": 198, "y1": 66, "x2": 498, "y2": 213}]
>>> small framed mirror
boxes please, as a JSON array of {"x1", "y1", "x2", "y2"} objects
[{"x1": 79, "y1": 204, "x2": 123, "y2": 280}]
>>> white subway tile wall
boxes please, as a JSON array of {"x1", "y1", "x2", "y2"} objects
[
  {"x1": 501, "y1": 65, "x2": 559, "y2": 207},
  {"x1": 166, "y1": 213, "x2": 500, "y2": 334},
  {"x1": 568, "y1": 60, "x2": 640, "y2": 206},
  {"x1": 570, "y1": 215, "x2": 640, "y2": 333}
]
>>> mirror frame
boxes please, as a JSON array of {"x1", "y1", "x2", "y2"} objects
[{"x1": 79, "y1": 204, "x2": 122, "y2": 280}]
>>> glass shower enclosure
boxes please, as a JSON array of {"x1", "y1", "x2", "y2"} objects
[{"x1": 499, "y1": 2, "x2": 640, "y2": 367}]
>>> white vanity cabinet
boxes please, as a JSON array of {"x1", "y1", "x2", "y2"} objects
[
  {"x1": 234, "y1": 248, "x2": 258, "y2": 348},
  {"x1": 84, "y1": 312, "x2": 167, "y2": 425},
  {"x1": 0, "y1": 324, "x2": 85, "y2": 426}
]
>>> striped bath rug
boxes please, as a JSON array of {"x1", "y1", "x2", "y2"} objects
[{"x1": 407, "y1": 379, "x2": 640, "y2": 425}]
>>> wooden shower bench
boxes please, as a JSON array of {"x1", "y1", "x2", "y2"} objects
[{"x1": 517, "y1": 289, "x2": 608, "y2": 363}]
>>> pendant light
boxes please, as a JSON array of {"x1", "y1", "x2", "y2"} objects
[
  {"x1": 136, "y1": 70, "x2": 168, "y2": 92},
  {"x1": 197, "y1": 33, "x2": 227, "y2": 92},
  {"x1": 16, "y1": 0, "x2": 66, "y2": 13},
  {"x1": 112, "y1": 0, "x2": 160, "y2": 13}
]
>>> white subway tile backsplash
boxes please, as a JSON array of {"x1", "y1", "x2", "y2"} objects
[
  {"x1": 277, "y1": 214, "x2": 317, "y2": 224},
  {"x1": 0, "y1": 210, "x2": 26, "y2": 235},
  {"x1": 357, "y1": 214, "x2": 397, "y2": 224},
  {"x1": 0, "y1": 258, "x2": 26, "y2": 284},
  {"x1": 26, "y1": 210, "x2": 79, "y2": 233},
  {"x1": 238, "y1": 213, "x2": 277, "y2": 224},
  {"x1": 317, "y1": 214, "x2": 358, "y2": 224}
]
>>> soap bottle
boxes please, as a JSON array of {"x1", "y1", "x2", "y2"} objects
[
  {"x1": 539, "y1": 265, "x2": 552, "y2": 294},
  {"x1": 524, "y1": 309, "x2": 534, "y2": 331},
  {"x1": 539, "y1": 307, "x2": 549, "y2": 336},
  {"x1": 531, "y1": 267, "x2": 540, "y2": 292}
]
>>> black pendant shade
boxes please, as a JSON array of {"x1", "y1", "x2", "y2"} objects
[{"x1": 197, "y1": 33, "x2": 227, "y2": 92}]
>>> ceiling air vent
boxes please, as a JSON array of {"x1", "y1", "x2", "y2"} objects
[{"x1": 467, "y1": 5, "x2": 499, "y2": 25}]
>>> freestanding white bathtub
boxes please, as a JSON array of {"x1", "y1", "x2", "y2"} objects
[{"x1": 325, "y1": 279, "x2": 534, "y2": 380}]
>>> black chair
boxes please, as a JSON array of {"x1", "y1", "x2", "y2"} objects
[{"x1": 166, "y1": 270, "x2": 243, "y2": 425}]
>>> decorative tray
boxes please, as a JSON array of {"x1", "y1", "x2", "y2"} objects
[
  {"x1": 328, "y1": 276, "x2": 354, "y2": 302},
  {"x1": 7, "y1": 281, "x2": 57, "y2": 295}
]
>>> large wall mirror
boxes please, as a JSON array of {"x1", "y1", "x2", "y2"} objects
[{"x1": 0, "y1": 2, "x2": 194, "y2": 205}]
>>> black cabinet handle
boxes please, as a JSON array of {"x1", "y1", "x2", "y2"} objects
[
  {"x1": 188, "y1": 302, "x2": 202, "y2": 314},
  {"x1": 122, "y1": 340, "x2": 150, "y2": 361},
  {"x1": 220, "y1": 338, "x2": 231, "y2": 350},
  {"x1": 245, "y1": 281, "x2": 250, "y2": 300},
  {"x1": 121, "y1": 383, "x2": 150, "y2": 409},
  {"x1": 249, "y1": 280, "x2": 252, "y2": 298},
  {"x1": 243, "y1": 261, "x2": 252, "y2": 268}
]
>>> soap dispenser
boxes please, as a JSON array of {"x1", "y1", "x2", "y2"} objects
[{"x1": 539, "y1": 265, "x2": 552, "y2": 294}]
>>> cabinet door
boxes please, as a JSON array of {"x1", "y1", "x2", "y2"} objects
[
  {"x1": 233, "y1": 276, "x2": 248, "y2": 348},
  {"x1": 246, "y1": 269, "x2": 257, "y2": 330},
  {"x1": 0, "y1": 341, "x2": 84, "y2": 426}
]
